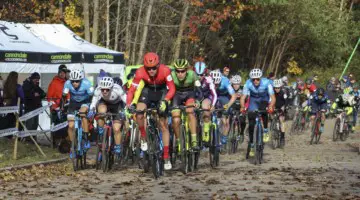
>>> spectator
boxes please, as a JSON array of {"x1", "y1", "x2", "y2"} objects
[
  {"x1": 326, "y1": 77, "x2": 337, "y2": 102},
  {"x1": 340, "y1": 76, "x2": 351, "y2": 90},
  {"x1": 350, "y1": 77, "x2": 356, "y2": 87},
  {"x1": 312, "y1": 75, "x2": 321, "y2": 88},
  {"x1": 0, "y1": 71, "x2": 25, "y2": 130},
  {"x1": 23, "y1": 72, "x2": 46, "y2": 133},
  {"x1": 223, "y1": 66, "x2": 230, "y2": 77}
]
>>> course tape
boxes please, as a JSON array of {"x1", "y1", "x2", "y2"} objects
[
  {"x1": 19, "y1": 104, "x2": 51, "y2": 122},
  {"x1": 50, "y1": 122, "x2": 68, "y2": 132},
  {"x1": 15, "y1": 130, "x2": 50, "y2": 138},
  {"x1": 0, "y1": 128, "x2": 18, "y2": 137},
  {"x1": 0, "y1": 106, "x2": 19, "y2": 114}
]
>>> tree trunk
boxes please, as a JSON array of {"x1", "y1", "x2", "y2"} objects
[
  {"x1": 82, "y1": 0, "x2": 90, "y2": 41},
  {"x1": 106, "y1": 0, "x2": 110, "y2": 48},
  {"x1": 173, "y1": 1, "x2": 189, "y2": 60},
  {"x1": 339, "y1": 0, "x2": 345, "y2": 20},
  {"x1": 59, "y1": 0, "x2": 63, "y2": 21},
  {"x1": 125, "y1": 0, "x2": 133, "y2": 54},
  {"x1": 131, "y1": 0, "x2": 144, "y2": 64},
  {"x1": 114, "y1": 0, "x2": 121, "y2": 51},
  {"x1": 92, "y1": 0, "x2": 100, "y2": 44},
  {"x1": 137, "y1": 0, "x2": 155, "y2": 64}
]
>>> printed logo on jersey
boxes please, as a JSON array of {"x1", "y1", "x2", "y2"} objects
[{"x1": 166, "y1": 75, "x2": 173, "y2": 81}]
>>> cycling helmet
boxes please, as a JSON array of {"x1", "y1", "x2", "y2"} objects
[
  {"x1": 297, "y1": 83, "x2": 305, "y2": 91},
  {"x1": 223, "y1": 66, "x2": 230, "y2": 72},
  {"x1": 230, "y1": 75, "x2": 241, "y2": 84},
  {"x1": 305, "y1": 78, "x2": 312, "y2": 85},
  {"x1": 249, "y1": 68, "x2": 262, "y2": 79},
  {"x1": 99, "y1": 76, "x2": 114, "y2": 89},
  {"x1": 273, "y1": 79, "x2": 283, "y2": 88},
  {"x1": 317, "y1": 88, "x2": 325, "y2": 96},
  {"x1": 330, "y1": 77, "x2": 336, "y2": 82},
  {"x1": 173, "y1": 59, "x2": 189, "y2": 70},
  {"x1": 281, "y1": 76, "x2": 288, "y2": 84},
  {"x1": 69, "y1": 69, "x2": 84, "y2": 81},
  {"x1": 143, "y1": 52, "x2": 159, "y2": 68},
  {"x1": 210, "y1": 70, "x2": 222, "y2": 84},
  {"x1": 194, "y1": 62, "x2": 207, "y2": 75}
]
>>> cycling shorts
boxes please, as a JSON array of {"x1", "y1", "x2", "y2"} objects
[
  {"x1": 138, "y1": 86, "x2": 167, "y2": 117},
  {"x1": 67, "y1": 100, "x2": 90, "y2": 120},
  {"x1": 172, "y1": 91, "x2": 196, "y2": 108},
  {"x1": 310, "y1": 102, "x2": 327, "y2": 115},
  {"x1": 98, "y1": 99, "x2": 124, "y2": 121}
]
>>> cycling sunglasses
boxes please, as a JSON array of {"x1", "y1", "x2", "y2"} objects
[
  {"x1": 146, "y1": 66, "x2": 158, "y2": 71},
  {"x1": 175, "y1": 69, "x2": 186, "y2": 74},
  {"x1": 71, "y1": 80, "x2": 80, "y2": 83},
  {"x1": 101, "y1": 89, "x2": 110, "y2": 92},
  {"x1": 252, "y1": 78, "x2": 260, "y2": 82}
]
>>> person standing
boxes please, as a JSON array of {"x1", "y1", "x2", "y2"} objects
[
  {"x1": 0, "y1": 71, "x2": 25, "y2": 130},
  {"x1": 223, "y1": 66, "x2": 230, "y2": 77},
  {"x1": 22, "y1": 72, "x2": 46, "y2": 133}
]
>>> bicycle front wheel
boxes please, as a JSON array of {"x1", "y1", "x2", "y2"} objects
[
  {"x1": 254, "y1": 123, "x2": 263, "y2": 165},
  {"x1": 333, "y1": 118, "x2": 340, "y2": 141}
]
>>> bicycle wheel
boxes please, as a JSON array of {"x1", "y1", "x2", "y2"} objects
[
  {"x1": 71, "y1": 129, "x2": 78, "y2": 171},
  {"x1": 213, "y1": 125, "x2": 220, "y2": 167},
  {"x1": 227, "y1": 121, "x2": 235, "y2": 154},
  {"x1": 333, "y1": 118, "x2": 340, "y2": 141},
  {"x1": 180, "y1": 124, "x2": 188, "y2": 174},
  {"x1": 95, "y1": 134, "x2": 102, "y2": 170},
  {"x1": 102, "y1": 128, "x2": 110, "y2": 172},
  {"x1": 270, "y1": 120, "x2": 279, "y2": 150},
  {"x1": 340, "y1": 122, "x2": 348, "y2": 141},
  {"x1": 310, "y1": 117, "x2": 320, "y2": 145},
  {"x1": 150, "y1": 128, "x2": 162, "y2": 179},
  {"x1": 315, "y1": 119, "x2": 322, "y2": 144},
  {"x1": 209, "y1": 124, "x2": 216, "y2": 168},
  {"x1": 254, "y1": 123, "x2": 263, "y2": 165}
]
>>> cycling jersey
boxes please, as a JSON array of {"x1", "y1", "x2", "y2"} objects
[
  {"x1": 171, "y1": 70, "x2": 200, "y2": 91},
  {"x1": 63, "y1": 78, "x2": 94, "y2": 103},
  {"x1": 126, "y1": 79, "x2": 145, "y2": 105},
  {"x1": 243, "y1": 78, "x2": 274, "y2": 111},
  {"x1": 126, "y1": 64, "x2": 175, "y2": 106},
  {"x1": 275, "y1": 90, "x2": 287, "y2": 109},
  {"x1": 200, "y1": 76, "x2": 217, "y2": 106},
  {"x1": 90, "y1": 84, "x2": 127, "y2": 110},
  {"x1": 232, "y1": 87, "x2": 243, "y2": 109},
  {"x1": 305, "y1": 83, "x2": 317, "y2": 95},
  {"x1": 309, "y1": 93, "x2": 329, "y2": 114},
  {"x1": 216, "y1": 76, "x2": 235, "y2": 96}
]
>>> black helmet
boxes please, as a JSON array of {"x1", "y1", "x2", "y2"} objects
[
  {"x1": 317, "y1": 88, "x2": 325, "y2": 96},
  {"x1": 305, "y1": 78, "x2": 312, "y2": 85}
]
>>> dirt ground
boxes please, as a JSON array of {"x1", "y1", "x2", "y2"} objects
[{"x1": 1, "y1": 119, "x2": 360, "y2": 200}]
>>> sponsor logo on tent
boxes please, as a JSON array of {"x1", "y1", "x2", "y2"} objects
[
  {"x1": 50, "y1": 54, "x2": 72, "y2": 63},
  {"x1": 4, "y1": 52, "x2": 27, "y2": 62},
  {"x1": 94, "y1": 54, "x2": 114, "y2": 63}
]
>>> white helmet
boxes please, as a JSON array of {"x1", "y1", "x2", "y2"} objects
[
  {"x1": 249, "y1": 68, "x2": 262, "y2": 79},
  {"x1": 99, "y1": 76, "x2": 114, "y2": 89},
  {"x1": 230, "y1": 75, "x2": 242, "y2": 84},
  {"x1": 69, "y1": 69, "x2": 84, "y2": 81},
  {"x1": 281, "y1": 76, "x2": 288, "y2": 83},
  {"x1": 273, "y1": 79, "x2": 283, "y2": 88},
  {"x1": 210, "y1": 70, "x2": 222, "y2": 84}
]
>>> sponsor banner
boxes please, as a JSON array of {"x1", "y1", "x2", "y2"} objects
[
  {"x1": 51, "y1": 121, "x2": 68, "y2": 132},
  {"x1": 15, "y1": 130, "x2": 49, "y2": 138},
  {"x1": 0, "y1": 51, "x2": 41, "y2": 63},
  {"x1": 0, "y1": 128, "x2": 18, "y2": 138},
  {"x1": 42, "y1": 52, "x2": 82, "y2": 64},
  {"x1": 19, "y1": 104, "x2": 51, "y2": 122},
  {"x1": 0, "y1": 106, "x2": 19, "y2": 114},
  {"x1": 83, "y1": 53, "x2": 124, "y2": 64}
]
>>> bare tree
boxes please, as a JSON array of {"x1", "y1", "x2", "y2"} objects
[
  {"x1": 125, "y1": 0, "x2": 133, "y2": 53},
  {"x1": 173, "y1": 1, "x2": 189, "y2": 60},
  {"x1": 137, "y1": 0, "x2": 155, "y2": 64},
  {"x1": 131, "y1": 0, "x2": 144, "y2": 64},
  {"x1": 114, "y1": 0, "x2": 121, "y2": 50},
  {"x1": 82, "y1": 0, "x2": 91, "y2": 41},
  {"x1": 92, "y1": 0, "x2": 100, "y2": 44},
  {"x1": 106, "y1": 0, "x2": 110, "y2": 48}
]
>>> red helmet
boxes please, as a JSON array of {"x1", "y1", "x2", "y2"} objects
[{"x1": 143, "y1": 52, "x2": 159, "y2": 68}]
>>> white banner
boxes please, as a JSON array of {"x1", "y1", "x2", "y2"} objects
[
  {"x1": 51, "y1": 121, "x2": 68, "y2": 132},
  {"x1": 0, "y1": 106, "x2": 19, "y2": 114},
  {"x1": 19, "y1": 104, "x2": 51, "y2": 122},
  {"x1": 0, "y1": 128, "x2": 18, "y2": 138},
  {"x1": 15, "y1": 130, "x2": 49, "y2": 138}
]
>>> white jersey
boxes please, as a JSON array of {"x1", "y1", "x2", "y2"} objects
[{"x1": 90, "y1": 84, "x2": 127, "y2": 110}]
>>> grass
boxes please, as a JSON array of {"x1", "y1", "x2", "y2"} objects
[{"x1": 0, "y1": 138, "x2": 65, "y2": 168}]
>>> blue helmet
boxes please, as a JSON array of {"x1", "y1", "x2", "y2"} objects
[{"x1": 194, "y1": 62, "x2": 207, "y2": 75}]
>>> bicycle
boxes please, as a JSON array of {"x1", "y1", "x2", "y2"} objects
[
  {"x1": 123, "y1": 114, "x2": 141, "y2": 167},
  {"x1": 333, "y1": 108, "x2": 350, "y2": 142},
  {"x1": 133, "y1": 107, "x2": 164, "y2": 179},
  {"x1": 70, "y1": 111, "x2": 89, "y2": 171},
  {"x1": 95, "y1": 112, "x2": 125, "y2": 172},
  {"x1": 310, "y1": 110, "x2": 326, "y2": 145},
  {"x1": 170, "y1": 105, "x2": 199, "y2": 174},
  {"x1": 227, "y1": 110, "x2": 245, "y2": 154},
  {"x1": 269, "y1": 109, "x2": 282, "y2": 149},
  {"x1": 248, "y1": 109, "x2": 267, "y2": 165}
]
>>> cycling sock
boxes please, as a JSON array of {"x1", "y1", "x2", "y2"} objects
[
  {"x1": 140, "y1": 126, "x2": 146, "y2": 139},
  {"x1": 83, "y1": 132, "x2": 89, "y2": 140},
  {"x1": 203, "y1": 122, "x2": 210, "y2": 134},
  {"x1": 280, "y1": 132, "x2": 285, "y2": 139},
  {"x1": 176, "y1": 138, "x2": 180, "y2": 146},
  {"x1": 163, "y1": 146, "x2": 169, "y2": 159},
  {"x1": 191, "y1": 135, "x2": 197, "y2": 144}
]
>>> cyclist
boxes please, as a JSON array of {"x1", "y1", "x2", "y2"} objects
[
  {"x1": 88, "y1": 77, "x2": 127, "y2": 159},
  {"x1": 305, "y1": 78, "x2": 317, "y2": 97},
  {"x1": 230, "y1": 75, "x2": 246, "y2": 139},
  {"x1": 352, "y1": 83, "x2": 359, "y2": 129},
  {"x1": 273, "y1": 79, "x2": 287, "y2": 147},
  {"x1": 309, "y1": 88, "x2": 329, "y2": 133},
  {"x1": 126, "y1": 52, "x2": 176, "y2": 170},
  {"x1": 194, "y1": 62, "x2": 217, "y2": 146},
  {"x1": 331, "y1": 87, "x2": 356, "y2": 131},
  {"x1": 171, "y1": 59, "x2": 202, "y2": 150},
  {"x1": 63, "y1": 69, "x2": 94, "y2": 157},
  {"x1": 240, "y1": 68, "x2": 275, "y2": 158},
  {"x1": 210, "y1": 70, "x2": 237, "y2": 149}
]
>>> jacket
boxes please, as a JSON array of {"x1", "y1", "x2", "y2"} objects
[
  {"x1": 47, "y1": 76, "x2": 67, "y2": 110},
  {"x1": 22, "y1": 79, "x2": 46, "y2": 112}
]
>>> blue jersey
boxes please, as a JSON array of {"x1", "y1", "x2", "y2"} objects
[
  {"x1": 63, "y1": 78, "x2": 94, "y2": 103},
  {"x1": 216, "y1": 76, "x2": 235, "y2": 96},
  {"x1": 243, "y1": 78, "x2": 274, "y2": 111},
  {"x1": 311, "y1": 93, "x2": 329, "y2": 104}
]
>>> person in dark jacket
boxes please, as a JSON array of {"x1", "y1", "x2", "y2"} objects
[
  {"x1": 326, "y1": 77, "x2": 338, "y2": 102},
  {"x1": 22, "y1": 72, "x2": 46, "y2": 132}
]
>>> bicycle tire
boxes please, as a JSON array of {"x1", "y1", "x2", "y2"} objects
[
  {"x1": 209, "y1": 124, "x2": 215, "y2": 168},
  {"x1": 315, "y1": 118, "x2": 322, "y2": 144},
  {"x1": 340, "y1": 122, "x2": 348, "y2": 141},
  {"x1": 71, "y1": 129, "x2": 78, "y2": 171},
  {"x1": 150, "y1": 128, "x2": 161, "y2": 179},
  {"x1": 270, "y1": 120, "x2": 277, "y2": 149},
  {"x1": 254, "y1": 123, "x2": 263, "y2": 165},
  {"x1": 95, "y1": 133, "x2": 102, "y2": 170},
  {"x1": 180, "y1": 124, "x2": 188, "y2": 174},
  {"x1": 214, "y1": 125, "x2": 220, "y2": 167},
  {"x1": 102, "y1": 127, "x2": 109, "y2": 172},
  {"x1": 333, "y1": 118, "x2": 340, "y2": 141},
  {"x1": 228, "y1": 120, "x2": 236, "y2": 154}
]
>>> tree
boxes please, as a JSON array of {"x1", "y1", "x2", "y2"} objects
[
  {"x1": 173, "y1": 0, "x2": 190, "y2": 60},
  {"x1": 92, "y1": 0, "x2": 100, "y2": 44},
  {"x1": 137, "y1": 0, "x2": 155, "y2": 64},
  {"x1": 82, "y1": 0, "x2": 90, "y2": 41}
]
